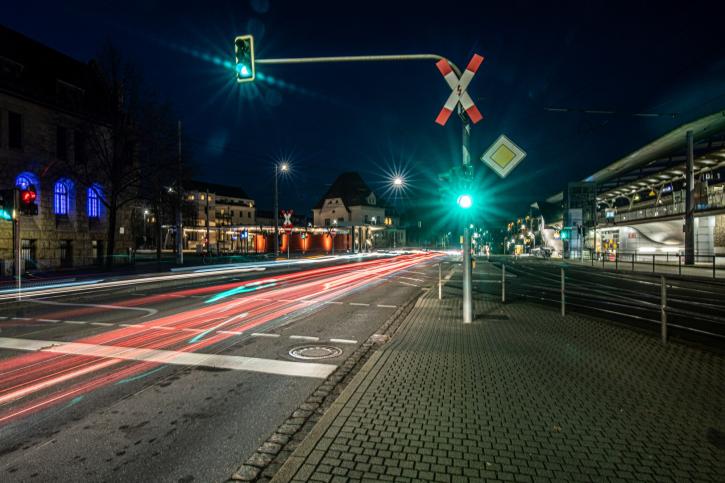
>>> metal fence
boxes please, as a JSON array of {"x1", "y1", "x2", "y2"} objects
[
  {"x1": 482, "y1": 256, "x2": 725, "y2": 350},
  {"x1": 579, "y1": 250, "x2": 724, "y2": 279}
]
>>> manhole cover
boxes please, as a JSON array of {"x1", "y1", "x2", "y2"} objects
[{"x1": 289, "y1": 345, "x2": 343, "y2": 360}]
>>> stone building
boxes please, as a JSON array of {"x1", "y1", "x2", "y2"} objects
[
  {"x1": 0, "y1": 26, "x2": 131, "y2": 274},
  {"x1": 312, "y1": 172, "x2": 405, "y2": 251}
]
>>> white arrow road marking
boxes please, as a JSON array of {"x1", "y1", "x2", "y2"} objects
[
  {"x1": 0, "y1": 337, "x2": 336, "y2": 379},
  {"x1": 28, "y1": 299, "x2": 158, "y2": 317}
]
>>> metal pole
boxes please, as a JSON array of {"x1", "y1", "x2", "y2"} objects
[
  {"x1": 684, "y1": 130, "x2": 695, "y2": 265},
  {"x1": 679, "y1": 254, "x2": 682, "y2": 276},
  {"x1": 438, "y1": 262, "x2": 442, "y2": 300},
  {"x1": 652, "y1": 254, "x2": 655, "y2": 273},
  {"x1": 615, "y1": 251, "x2": 618, "y2": 272},
  {"x1": 501, "y1": 263, "x2": 506, "y2": 303},
  {"x1": 176, "y1": 120, "x2": 184, "y2": 265},
  {"x1": 561, "y1": 267, "x2": 565, "y2": 317},
  {"x1": 713, "y1": 255, "x2": 716, "y2": 279},
  {"x1": 463, "y1": 226, "x2": 472, "y2": 323},
  {"x1": 13, "y1": 188, "x2": 20, "y2": 299},
  {"x1": 274, "y1": 165, "x2": 279, "y2": 257},
  {"x1": 632, "y1": 253, "x2": 635, "y2": 272},
  {"x1": 660, "y1": 275, "x2": 667, "y2": 344},
  {"x1": 287, "y1": 232, "x2": 290, "y2": 259},
  {"x1": 205, "y1": 188, "x2": 210, "y2": 254}
]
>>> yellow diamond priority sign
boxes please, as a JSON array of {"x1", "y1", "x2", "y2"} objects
[{"x1": 481, "y1": 134, "x2": 526, "y2": 178}]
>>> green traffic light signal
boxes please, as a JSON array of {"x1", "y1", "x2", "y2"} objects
[
  {"x1": 457, "y1": 194, "x2": 473, "y2": 209},
  {"x1": 234, "y1": 35, "x2": 255, "y2": 83}
]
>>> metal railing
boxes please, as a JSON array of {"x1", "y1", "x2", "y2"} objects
[
  {"x1": 580, "y1": 250, "x2": 724, "y2": 279},
  {"x1": 483, "y1": 256, "x2": 725, "y2": 350},
  {"x1": 601, "y1": 190, "x2": 725, "y2": 224}
]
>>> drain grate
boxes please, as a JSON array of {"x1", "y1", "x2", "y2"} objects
[{"x1": 289, "y1": 345, "x2": 343, "y2": 360}]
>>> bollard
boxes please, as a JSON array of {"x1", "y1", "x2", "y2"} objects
[
  {"x1": 652, "y1": 254, "x2": 656, "y2": 273},
  {"x1": 560, "y1": 267, "x2": 565, "y2": 316},
  {"x1": 615, "y1": 252, "x2": 619, "y2": 272},
  {"x1": 714, "y1": 255, "x2": 716, "y2": 280},
  {"x1": 660, "y1": 275, "x2": 667, "y2": 344},
  {"x1": 678, "y1": 255, "x2": 682, "y2": 276},
  {"x1": 631, "y1": 253, "x2": 635, "y2": 272},
  {"x1": 438, "y1": 263, "x2": 442, "y2": 300},
  {"x1": 501, "y1": 264, "x2": 506, "y2": 303}
]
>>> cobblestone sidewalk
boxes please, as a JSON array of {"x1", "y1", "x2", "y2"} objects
[{"x1": 271, "y1": 285, "x2": 725, "y2": 482}]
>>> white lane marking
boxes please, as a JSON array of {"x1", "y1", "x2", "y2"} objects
[
  {"x1": 404, "y1": 271, "x2": 428, "y2": 276},
  {"x1": 217, "y1": 330, "x2": 244, "y2": 335},
  {"x1": 0, "y1": 316, "x2": 6, "y2": 319},
  {"x1": 151, "y1": 326, "x2": 174, "y2": 331},
  {"x1": 251, "y1": 333, "x2": 280, "y2": 338},
  {"x1": 0, "y1": 337, "x2": 336, "y2": 379},
  {"x1": 119, "y1": 323, "x2": 144, "y2": 328},
  {"x1": 64, "y1": 321, "x2": 87, "y2": 325},
  {"x1": 28, "y1": 299, "x2": 158, "y2": 317},
  {"x1": 329, "y1": 338, "x2": 357, "y2": 344},
  {"x1": 349, "y1": 302, "x2": 369, "y2": 306},
  {"x1": 399, "y1": 276, "x2": 424, "y2": 282},
  {"x1": 90, "y1": 322, "x2": 113, "y2": 327},
  {"x1": 399, "y1": 281, "x2": 419, "y2": 287},
  {"x1": 323, "y1": 301, "x2": 343, "y2": 305},
  {"x1": 38, "y1": 319, "x2": 60, "y2": 323},
  {"x1": 11, "y1": 317, "x2": 31, "y2": 321},
  {"x1": 377, "y1": 304, "x2": 397, "y2": 308},
  {"x1": 290, "y1": 335, "x2": 319, "y2": 341}
]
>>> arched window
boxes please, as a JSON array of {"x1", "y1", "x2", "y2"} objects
[
  {"x1": 87, "y1": 184, "x2": 102, "y2": 218},
  {"x1": 54, "y1": 178, "x2": 73, "y2": 215}
]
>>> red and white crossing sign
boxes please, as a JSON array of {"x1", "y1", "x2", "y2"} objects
[
  {"x1": 281, "y1": 210, "x2": 293, "y2": 233},
  {"x1": 435, "y1": 54, "x2": 484, "y2": 126}
]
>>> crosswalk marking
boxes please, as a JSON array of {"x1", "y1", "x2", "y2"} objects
[{"x1": 0, "y1": 337, "x2": 336, "y2": 379}]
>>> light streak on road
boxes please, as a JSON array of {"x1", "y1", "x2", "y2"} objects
[{"x1": 0, "y1": 252, "x2": 441, "y2": 424}]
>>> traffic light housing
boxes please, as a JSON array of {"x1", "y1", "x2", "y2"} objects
[
  {"x1": 457, "y1": 194, "x2": 473, "y2": 209},
  {"x1": 560, "y1": 228, "x2": 570, "y2": 240},
  {"x1": 0, "y1": 189, "x2": 15, "y2": 221},
  {"x1": 19, "y1": 184, "x2": 38, "y2": 216},
  {"x1": 234, "y1": 35, "x2": 255, "y2": 83}
]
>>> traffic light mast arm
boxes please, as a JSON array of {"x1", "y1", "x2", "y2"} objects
[{"x1": 257, "y1": 54, "x2": 462, "y2": 78}]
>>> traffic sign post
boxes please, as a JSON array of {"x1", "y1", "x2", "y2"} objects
[{"x1": 281, "y1": 210, "x2": 293, "y2": 259}]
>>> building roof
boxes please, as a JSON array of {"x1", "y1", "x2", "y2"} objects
[
  {"x1": 0, "y1": 25, "x2": 106, "y2": 117},
  {"x1": 187, "y1": 180, "x2": 251, "y2": 200},
  {"x1": 314, "y1": 172, "x2": 381, "y2": 209},
  {"x1": 544, "y1": 110, "x2": 725, "y2": 204}
]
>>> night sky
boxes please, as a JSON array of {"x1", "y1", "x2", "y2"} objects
[{"x1": 5, "y1": 0, "x2": 725, "y2": 223}]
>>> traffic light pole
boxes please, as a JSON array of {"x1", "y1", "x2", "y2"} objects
[
  {"x1": 257, "y1": 52, "x2": 474, "y2": 323},
  {"x1": 13, "y1": 188, "x2": 21, "y2": 299}
]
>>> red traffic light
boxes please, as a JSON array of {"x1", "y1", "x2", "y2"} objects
[{"x1": 20, "y1": 188, "x2": 36, "y2": 204}]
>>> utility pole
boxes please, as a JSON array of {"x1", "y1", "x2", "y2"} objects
[{"x1": 176, "y1": 120, "x2": 184, "y2": 265}]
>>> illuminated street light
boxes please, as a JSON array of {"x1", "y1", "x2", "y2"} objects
[{"x1": 393, "y1": 176, "x2": 403, "y2": 187}]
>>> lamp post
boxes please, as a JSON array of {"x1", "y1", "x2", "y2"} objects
[
  {"x1": 274, "y1": 162, "x2": 289, "y2": 257},
  {"x1": 389, "y1": 175, "x2": 405, "y2": 250},
  {"x1": 143, "y1": 209, "x2": 149, "y2": 248}
]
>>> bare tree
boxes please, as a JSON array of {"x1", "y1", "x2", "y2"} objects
[{"x1": 62, "y1": 42, "x2": 181, "y2": 268}]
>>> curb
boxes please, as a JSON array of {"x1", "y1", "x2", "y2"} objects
[{"x1": 228, "y1": 289, "x2": 423, "y2": 482}]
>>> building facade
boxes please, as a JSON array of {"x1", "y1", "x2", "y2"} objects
[
  {"x1": 0, "y1": 26, "x2": 131, "y2": 274},
  {"x1": 312, "y1": 172, "x2": 405, "y2": 251}
]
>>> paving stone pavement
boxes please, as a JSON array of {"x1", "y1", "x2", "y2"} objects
[{"x1": 272, "y1": 283, "x2": 725, "y2": 482}]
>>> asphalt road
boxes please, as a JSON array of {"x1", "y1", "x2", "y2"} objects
[
  {"x1": 469, "y1": 256, "x2": 725, "y2": 350},
  {"x1": 0, "y1": 252, "x2": 441, "y2": 482}
]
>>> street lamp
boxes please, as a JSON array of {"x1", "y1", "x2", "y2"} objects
[
  {"x1": 143, "y1": 209, "x2": 149, "y2": 248},
  {"x1": 274, "y1": 162, "x2": 290, "y2": 257},
  {"x1": 393, "y1": 176, "x2": 403, "y2": 187}
]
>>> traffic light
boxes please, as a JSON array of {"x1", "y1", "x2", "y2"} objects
[
  {"x1": 560, "y1": 228, "x2": 570, "y2": 240},
  {"x1": 234, "y1": 35, "x2": 255, "y2": 82},
  {"x1": 0, "y1": 189, "x2": 14, "y2": 221},
  {"x1": 19, "y1": 184, "x2": 38, "y2": 215}
]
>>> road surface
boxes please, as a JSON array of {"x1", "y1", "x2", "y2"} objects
[{"x1": 0, "y1": 252, "x2": 440, "y2": 482}]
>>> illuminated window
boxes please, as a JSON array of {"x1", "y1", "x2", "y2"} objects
[
  {"x1": 54, "y1": 178, "x2": 73, "y2": 215},
  {"x1": 200, "y1": 194, "x2": 205, "y2": 201},
  {"x1": 87, "y1": 184, "x2": 102, "y2": 218},
  {"x1": 188, "y1": 194, "x2": 195, "y2": 201}
]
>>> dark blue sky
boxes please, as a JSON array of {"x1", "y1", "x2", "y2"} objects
[{"x1": 5, "y1": 0, "x2": 725, "y2": 221}]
